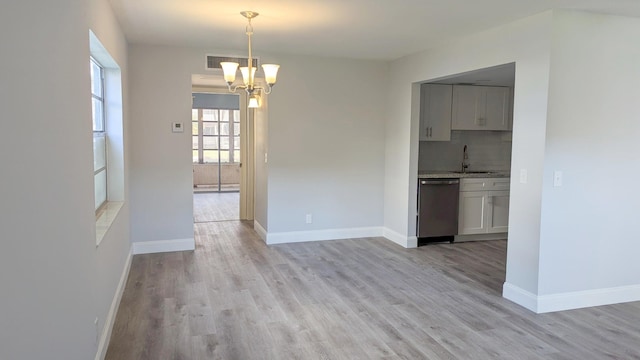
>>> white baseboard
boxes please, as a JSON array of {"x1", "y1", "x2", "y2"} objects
[
  {"x1": 95, "y1": 246, "x2": 133, "y2": 360},
  {"x1": 266, "y1": 226, "x2": 383, "y2": 245},
  {"x1": 382, "y1": 227, "x2": 417, "y2": 248},
  {"x1": 503, "y1": 282, "x2": 539, "y2": 312},
  {"x1": 258, "y1": 224, "x2": 415, "y2": 248},
  {"x1": 253, "y1": 220, "x2": 267, "y2": 242},
  {"x1": 503, "y1": 281, "x2": 640, "y2": 314},
  {"x1": 132, "y1": 238, "x2": 195, "y2": 255},
  {"x1": 406, "y1": 236, "x2": 418, "y2": 248},
  {"x1": 537, "y1": 284, "x2": 640, "y2": 313}
]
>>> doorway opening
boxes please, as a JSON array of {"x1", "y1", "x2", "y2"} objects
[
  {"x1": 192, "y1": 92, "x2": 241, "y2": 222},
  {"x1": 190, "y1": 72, "x2": 255, "y2": 225}
]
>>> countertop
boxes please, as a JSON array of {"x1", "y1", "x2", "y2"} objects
[{"x1": 418, "y1": 171, "x2": 511, "y2": 179}]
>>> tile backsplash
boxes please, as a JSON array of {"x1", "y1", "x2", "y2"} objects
[{"x1": 419, "y1": 131, "x2": 512, "y2": 172}]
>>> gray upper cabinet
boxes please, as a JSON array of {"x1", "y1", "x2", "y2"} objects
[
  {"x1": 419, "y1": 83, "x2": 452, "y2": 141},
  {"x1": 451, "y1": 85, "x2": 510, "y2": 131}
]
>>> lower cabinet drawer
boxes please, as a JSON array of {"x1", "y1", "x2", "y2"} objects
[{"x1": 460, "y1": 177, "x2": 510, "y2": 192}]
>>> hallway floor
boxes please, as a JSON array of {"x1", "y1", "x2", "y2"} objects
[{"x1": 193, "y1": 192, "x2": 239, "y2": 223}]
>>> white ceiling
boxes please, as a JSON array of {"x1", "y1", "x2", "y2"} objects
[{"x1": 109, "y1": 0, "x2": 640, "y2": 61}]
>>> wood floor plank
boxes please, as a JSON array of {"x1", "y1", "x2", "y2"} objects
[
  {"x1": 105, "y1": 221, "x2": 640, "y2": 359},
  {"x1": 193, "y1": 192, "x2": 239, "y2": 222}
]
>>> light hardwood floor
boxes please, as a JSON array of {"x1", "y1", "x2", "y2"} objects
[
  {"x1": 193, "y1": 192, "x2": 239, "y2": 223},
  {"x1": 105, "y1": 222, "x2": 640, "y2": 359}
]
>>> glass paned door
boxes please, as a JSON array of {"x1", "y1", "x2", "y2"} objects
[{"x1": 192, "y1": 102, "x2": 241, "y2": 192}]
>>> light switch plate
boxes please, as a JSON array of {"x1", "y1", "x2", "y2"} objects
[
  {"x1": 519, "y1": 169, "x2": 527, "y2": 184},
  {"x1": 172, "y1": 122, "x2": 184, "y2": 133}
]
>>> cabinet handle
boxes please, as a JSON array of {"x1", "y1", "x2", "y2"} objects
[{"x1": 429, "y1": 127, "x2": 433, "y2": 137}]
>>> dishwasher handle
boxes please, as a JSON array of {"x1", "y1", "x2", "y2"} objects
[{"x1": 420, "y1": 179, "x2": 459, "y2": 185}]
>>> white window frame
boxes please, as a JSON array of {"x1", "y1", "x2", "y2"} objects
[
  {"x1": 192, "y1": 108, "x2": 240, "y2": 164},
  {"x1": 91, "y1": 57, "x2": 107, "y2": 213}
]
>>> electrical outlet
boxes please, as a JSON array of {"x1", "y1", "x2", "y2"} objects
[
  {"x1": 305, "y1": 214, "x2": 312, "y2": 224},
  {"x1": 554, "y1": 171, "x2": 563, "y2": 187}
]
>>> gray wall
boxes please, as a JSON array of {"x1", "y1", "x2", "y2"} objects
[
  {"x1": 0, "y1": 0, "x2": 131, "y2": 358},
  {"x1": 266, "y1": 54, "x2": 388, "y2": 233},
  {"x1": 128, "y1": 45, "x2": 388, "y2": 243},
  {"x1": 129, "y1": 45, "x2": 196, "y2": 244},
  {"x1": 537, "y1": 12, "x2": 640, "y2": 298}
]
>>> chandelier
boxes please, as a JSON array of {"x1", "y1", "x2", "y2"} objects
[{"x1": 220, "y1": 11, "x2": 280, "y2": 108}]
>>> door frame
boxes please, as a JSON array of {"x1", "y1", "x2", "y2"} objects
[
  {"x1": 191, "y1": 86, "x2": 254, "y2": 220},
  {"x1": 240, "y1": 97, "x2": 255, "y2": 221}
]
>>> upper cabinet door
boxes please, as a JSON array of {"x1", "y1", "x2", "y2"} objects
[
  {"x1": 451, "y1": 85, "x2": 482, "y2": 130},
  {"x1": 483, "y1": 87, "x2": 510, "y2": 130},
  {"x1": 419, "y1": 84, "x2": 452, "y2": 141},
  {"x1": 452, "y1": 85, "x2": 510, "y2": 131}
]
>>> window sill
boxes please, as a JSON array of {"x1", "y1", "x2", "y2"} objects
[{"x1": 96, "y1": 201, "x2": 124, "y2": 247}]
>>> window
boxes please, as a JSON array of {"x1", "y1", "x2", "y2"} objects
[
  {"x1": 90, "y1": 30, "x2": 125, "y2": 245},
  {"x1": 192, "y1": 108, "x2": 240, "y2": 164},
  {"x1": 91, "y1": 57, "x2": 107, "y2": 212}
]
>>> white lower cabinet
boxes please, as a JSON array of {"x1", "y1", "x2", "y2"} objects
[
  {"x1": 458, "y1": 178, "x2": 510, "y2": 235},
  {"x1": 487, "y1": 191, "x2": 509, "y2": 233}
]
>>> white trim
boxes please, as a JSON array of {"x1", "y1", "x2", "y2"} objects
[
  {"x1": 537, "y1": 284, "x2": 640, "y2": 314},
  {"x1": 95, "y1": 246, "x2": 133, "y2": 360},
  {"x1": 503, "y1": 281, "x2": 640, "y2": 314},
  {"x1": 95, "y1": 201, "x2": 124, "y2": 246},
  {"x1": 132, "y1": 238, "x2": 195, "y2": 255},
  {"x1": 253, "y1": 220, "x2": 267, "y2": 242},
  {"x1": 406, "y1": 236, "x2": 418, "y2": 248},
  {"x1": 265, "y1": 227, "x2": 383, "y2": 245},
  {"x1": 382, "y1": 227, "x2": 417, "y2": 248},
  {"x1": 503, "y1": 282, "x2": 539, "y2": 312}
]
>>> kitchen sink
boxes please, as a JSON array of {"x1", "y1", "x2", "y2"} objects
[{"x1": 450, "y1": 171, "x2": 493, "y2": 174}]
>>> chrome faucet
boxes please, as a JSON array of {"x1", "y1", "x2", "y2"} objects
[{"x1": 462, "y1": 145, "x2": 469, "y2": 173}]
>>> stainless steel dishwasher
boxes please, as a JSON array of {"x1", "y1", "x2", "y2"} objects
[{"x1": 417, "y1": 178, "x2": 460, "y2": 243}]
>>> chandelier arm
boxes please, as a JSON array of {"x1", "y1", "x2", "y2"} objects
[
  {"x1": 247, "y1": 85, "x2": 272, "y2": 94},
  {"x1": 227, "y1": 84, "x2": 248, "y2": 93}
]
